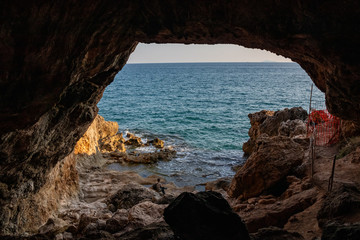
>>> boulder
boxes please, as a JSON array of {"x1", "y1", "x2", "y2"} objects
[
  {"x1": 317, "y1": 184, "x2": 360, "y2": 227},
  {"x1": 115, "y1": 222, "x2": 175, "y2": 240},
  {"x1": 205, "y1": 177, "x2": 231, "y2": 192},
  {"x1": 77, "y1": 214, "x2": 97, "y2": 234},
  {"x1": 250, "y1": 227, "x2": 304, "y2": 240},
  {"x1": 278, "y1": 119, "x2": 306, "y2": 138},
  {"x1": 128, "y1": 201, "x2": 166, "y2": 228},
  {"x1": 149, "y1": 138, "x2": 164, "y2": 148},
  {"x1": 243, "y1": 107, "x2": 307, "y2": 156},
  {"x1": 229, "y1": 136, "x2": 304, "y2": 199},
  {"x1": 105, "y1": 209, "x2": 129, "y2": 233},
  {"x1": 106, "y1": 183, "x2": 160, "y2": 211},
  {"x1": 125, "y1": 133, "x2": 143, "y2": 147},
  {"x1": 238, "y1": 188, "x2": 318, "y2": 232},
  {"x1": 321, "y1": 222, "x2": 360, "y2": 240},
  {"x1": 164, "y1": 191, "x2": 250, "y2": 240}
]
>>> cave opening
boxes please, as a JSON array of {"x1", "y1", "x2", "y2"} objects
[{"x1": 95, "y1": 43, "x2": 324, "y2": 190}]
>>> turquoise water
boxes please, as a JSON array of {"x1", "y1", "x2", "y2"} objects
[{"x1": 98, "y1": 62, "x2": 324, "y2": 187}]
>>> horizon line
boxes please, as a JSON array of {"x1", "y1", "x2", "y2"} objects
[{"x1": 126, "y1": 61, "x2": 295, "y2": 64}]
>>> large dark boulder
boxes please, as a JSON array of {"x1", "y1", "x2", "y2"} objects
[{"x1": 164, "y1": 191, "x2": 250, "y2": 240}]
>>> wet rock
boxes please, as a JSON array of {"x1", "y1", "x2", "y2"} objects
[
  {"x1": 106, "y1": 183, "x2": 160, "y2": 211},
  {"x1": 250, "y1": 227, "x2": 304, "y2": 240},
  {"x1": 125, "y1": 133, "x2": 143, "y2": 147},
  {"x1": 228, "y1": 136, "x2": 304, "y2": 199},
  {"x1": 115, "y1": 148, "x2": 176, "y2": 164},
  {"x1": 321, "y1": 222, "x2": 360, "y2": 240},
  {"x1": 317, "y1": 184, "x2": 360, "y2": 227},
  {"x1": 164, "y1": 191, "x2": 250, "y2": 240},
  {"x1": 149, "y1": 138, "x2": 165, "y2": 148}
]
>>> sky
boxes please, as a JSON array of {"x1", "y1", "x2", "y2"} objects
[{"x1": 127, "y1": 43, "x2": 292, "y2": 63}]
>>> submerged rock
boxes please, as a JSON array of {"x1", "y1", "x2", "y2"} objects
[{"x1": 164, "y1": 191, "x2": 250, "y2": 240}]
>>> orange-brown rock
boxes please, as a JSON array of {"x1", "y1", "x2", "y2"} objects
[
  {"x1": 149, "y1": 138, "x2": 165, "y2": 148},
  {"x1": 74, "y1": 115, "x2": 119, "y2": 155},
  {"x1": 229, "y1": 136, "x2": 304, "y2": 199},
  {"x1": 99, "y1": 133, "x2": 126, "y2": 153},
  {"x1": 125, "y1": 133, "x2": 143, "y2": 147}
]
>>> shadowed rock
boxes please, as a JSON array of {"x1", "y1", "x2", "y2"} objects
[
  {"x1": 164, "y1": 191, "x2": 250, "y2": 240},
  {"x1": 317, "y1": 184, "x2": 360, "y2": 228},
  {"x1": 250, "y1": 227, "x2": 304, "y2": 240},
  {"x1": 321, "y1": 222, "x2": 360, "y2": 240}
]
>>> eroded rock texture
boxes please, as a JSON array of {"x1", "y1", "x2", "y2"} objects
[{"x1": 1, "y1": 0, "x2": 360, "y2": 234}]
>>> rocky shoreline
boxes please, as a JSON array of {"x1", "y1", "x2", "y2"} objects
[{"x1": 3, "y1": 108, "x2": 360, "y2": 239}]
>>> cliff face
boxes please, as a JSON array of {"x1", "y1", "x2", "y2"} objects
[{"x1": 1, "y1": 0, "x2": 360, "y2": 234}]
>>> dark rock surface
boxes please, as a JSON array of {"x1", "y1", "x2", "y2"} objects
[
  {"x1": 250, "y1": 227, "x2": 304, "y2": 240},
  {"x1": 164, "y1": 191, "x2": 250, "y2": 240},
  {"x1": 317, "y1": 184, "x2": 360, "y2": 227},
  {"x1": 1, "y1": 0, "x2": 360, "y2": 234},
  {"x1": 321, "y1": 222, "x2": 360, "y2": 240},
  {"x1": 116, "y1": 222, "x2": 175, "y2": 240}
]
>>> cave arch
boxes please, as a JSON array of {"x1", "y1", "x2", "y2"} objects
[{"x1": 1, "y1": 0, "x2": 360, "y2": 234}]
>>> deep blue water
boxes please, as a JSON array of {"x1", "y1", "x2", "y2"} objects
[{"x1": 98, "y1": 62, "x2": 324, "y2": 187}]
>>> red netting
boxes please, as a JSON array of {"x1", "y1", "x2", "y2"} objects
[{"x1": 307, "y1": 109, "x2": 341, "y2": 146}]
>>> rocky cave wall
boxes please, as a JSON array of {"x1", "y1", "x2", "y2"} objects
[{"x1": 1, "y1": 0, "x2": 360, "y2": 234}]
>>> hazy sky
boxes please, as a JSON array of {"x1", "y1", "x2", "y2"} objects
[{"x1": 127, "y1": 43, "x2": 292, "y2": 63}]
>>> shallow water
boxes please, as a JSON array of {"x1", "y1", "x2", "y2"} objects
[{"x1": 99, "y1": 62, "x2": 324, "y2": 187}]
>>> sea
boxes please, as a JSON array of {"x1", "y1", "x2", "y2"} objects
[{"x1": 98, "y1": 62, "x2": 324, "y2": 188}]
